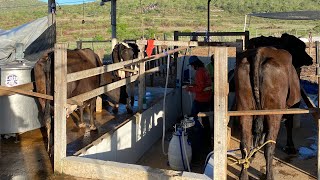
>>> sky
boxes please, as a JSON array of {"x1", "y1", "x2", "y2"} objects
[{"x1": 39, "y1": 0, "x2": 97, "y2": 5}]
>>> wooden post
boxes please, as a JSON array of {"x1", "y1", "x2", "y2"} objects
[
  {"x1": 54, "y1": 43, "x2": 68, "y2": 173},
  {"x1": 95, "y1": 48, "x2": 105, "y2": 113},
  {"x1": 213, "y1": 47, "x2": 228, "y2": 180},
  {"x1": 138, "y1": 44, "x2": 146, "y2": 111},
  {"x1": 76, "y1": 40, "x2": 82, "y2": 49}
]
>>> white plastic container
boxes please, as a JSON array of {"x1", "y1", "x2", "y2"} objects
[
  {"x1": 168, "y1": 130, "x2": 192, "y2": 171},
  {"x1": 204, "y1": 151, "x2": 239, "y2": 178},
  {"x1": 204, "y1": 155, "x2": 214, "y2": 178}
]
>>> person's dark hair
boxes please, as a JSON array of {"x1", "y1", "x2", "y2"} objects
[{"x1": 191, "y1": 59, "x2": 204, "y2": 69}]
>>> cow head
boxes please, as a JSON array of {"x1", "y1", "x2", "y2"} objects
[
  {"x1": 127, "y1": 42, "x2": 140, "y2": 59},
  {"x1": 280, "y1": 33, "x2": 313, "y2": 69},
  {"x1": 113, "y1": 42, "x2": 140, "y2": 63}
]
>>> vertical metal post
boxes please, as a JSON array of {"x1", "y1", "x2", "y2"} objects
[
  {"x1": 316, "y1": 41, "x2": 320, "y2": 180},
  {"x1": 54, "y1": 43, "x2": 67, "y2": 173},
  {"x1": 213, "y1": 47, "x2": 228, "y2": 180},
  {"x1": 48, "y1": 0, "x2": 56, "y2": 26},
  {"x1": 111, "y1": 0, "x2": 117, "y2": 49},
  {"x1": 173, "y1": 31, "x2": 179, "y2": 87},
  {"x1": 244, "y1": 31, "x2": 250, "y2": 49},
  {"x1": 207, "y1": 0, "x2": 211, "y2": 35}
]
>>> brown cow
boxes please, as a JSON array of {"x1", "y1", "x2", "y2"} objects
[
  {"x1": 235, "y1": 33, "x2": 313, "y2": 180},
  {"x1": 235, "y1": 47, "x2": 301, "y2": 180},
  {"x1": 34, "y1": 48, "x2": 116, "y2": 153},
  {"x1": 247, "y1": 33, "x2": 313, "y2": 155}
]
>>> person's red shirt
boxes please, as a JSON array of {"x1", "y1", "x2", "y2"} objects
[{"x1": 186, "y1": 67, "x2": 212, "y2": 102}]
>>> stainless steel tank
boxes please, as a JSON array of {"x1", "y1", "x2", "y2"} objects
[{"x1": 0, "y1": 63, "x2": 42, "y2": 134}]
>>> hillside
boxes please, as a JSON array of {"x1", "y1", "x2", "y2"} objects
[{"x1": 1, "y1": 0, "x2": 320, "y2": 46}]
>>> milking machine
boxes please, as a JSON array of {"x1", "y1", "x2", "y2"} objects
[{"x1": 167, "y1": 115, "x2": 194, "y2": 171}]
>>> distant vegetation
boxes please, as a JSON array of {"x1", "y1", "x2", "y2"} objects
[{"x1": 1, "y1": 0, "x2": 320, "y2": 47}]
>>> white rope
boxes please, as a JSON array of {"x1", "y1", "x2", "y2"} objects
[
  {"x1": 162, "y1": 50, "x2": 171, "y2": 156},
  {"x1": 182, "y1": 130, "x2": 191, "y2": 172}
]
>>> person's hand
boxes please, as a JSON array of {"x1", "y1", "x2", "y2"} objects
[{"x1": 182, "y1": 85, "x2": 188, "y2": 89}]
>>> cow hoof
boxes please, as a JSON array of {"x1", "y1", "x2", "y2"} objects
[
  {"x1": 89, "y1": 125, "x2": 97, "y2": 131},
  {"x1": 112, "y1": 108, "x2": 118, "y2": 114},
  {"x1": 126, "y1": 108, "x2": 133, "y2": 114},
  {"x1": 282, "y1": 146, "x2": 297, "y2": 155},
  {"x1": 78, "y1": 122, "x2": 86, "y2": 128}
]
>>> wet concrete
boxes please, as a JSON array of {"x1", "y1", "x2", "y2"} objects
[
  {"x1": 0, "y1": 129, "x2": 90, "y2": 180},
  {"x1": 0, "y1": 87, "x2": 171, "y2": 179}
]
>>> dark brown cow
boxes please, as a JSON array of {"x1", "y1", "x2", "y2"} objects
[
  {"x1": 247, "y1": 33, "x2": 313, "y2": 155},
  {"x1": 235, "y1": 34, "x2": 313, "y2": 180},
  {"x1": 34, "y1": 48, "x2": 116, "y2": 153}
]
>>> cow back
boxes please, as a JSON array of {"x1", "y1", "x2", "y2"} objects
[
  {"x1": 34, "y1": 48, "x2": 103, "y2": 110},
  {"x1": 247, "y1": 33, "x2": 313, "y2": 70}
]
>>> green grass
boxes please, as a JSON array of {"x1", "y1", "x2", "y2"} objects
[{"x1": 1, "y1": 0, "x2": 320, "y2": 47}]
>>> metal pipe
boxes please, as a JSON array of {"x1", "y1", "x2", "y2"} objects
[
  {"x1": 47, "y1": 0, "x2": 55, "y2": 26},
  {"x1": 111, "y1": 0, "x2": 117, "y2": 48},
  {"x1": 207, "y1": 0, "x2": 211, "y2": 34},
  {"x1": 207, "y1": 0, "x2": 212, "y2": 42},
  {"x1": 316, "y1": 41, "x2": 320, "y2": 180}
]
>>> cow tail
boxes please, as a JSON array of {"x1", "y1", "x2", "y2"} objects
[
  {"x1": 44, "y1": 52, "x2": 54, "y2": 152},
  {"x1": 253, "y1": 49, "x2": 265, "y2": 147}
]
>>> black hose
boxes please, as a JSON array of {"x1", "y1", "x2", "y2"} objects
[{"x1": 180, "y1": 51, "x2": 188, "y2": 117}]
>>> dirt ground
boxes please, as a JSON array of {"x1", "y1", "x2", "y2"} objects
[{"x1": 137, "y1": 111, "x2": 317, "y2": 179}]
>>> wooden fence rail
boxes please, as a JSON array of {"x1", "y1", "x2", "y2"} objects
[{"x1": 67, "y1": 46, "x2": 188, "y2": 83}]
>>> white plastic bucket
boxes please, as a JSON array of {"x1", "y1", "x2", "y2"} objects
[{"x1": 168, "y1": 131, "x2": 192, "y2": 171}]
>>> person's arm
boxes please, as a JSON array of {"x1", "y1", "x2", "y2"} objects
[{"x1": 186, "y1": 70, "x2": 206, "y2": 93}]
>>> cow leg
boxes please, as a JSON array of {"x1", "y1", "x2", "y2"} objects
[
  {"x1": 78, "y1": 105, "x2": 86, "y2": 128},
  {"x1": 125, "y1": 75, "x2": 134, "y2": 114},
  {"x1": 129, "y1": 82, "x2": 135, "y2": 107},
  {"x1": 126, "y1": 97, "x2": 133, "y2": 114},
  {"x1": 125, "y1": 84, "x2": 133, "y2": 114},
  {"x1": 89, "y1": 98, "x2": 97, "y2": 131},
  {"x1": 239, "y1": 115, "x2": 253, "y2": 180},
  {"x1": 44, "y1": 102, "x2": 53, "y2": 156},
  {"x1": 283, "y1": 102, "x2": 299, "y2": 154},
  {"x1": 45, "y1": 116, "x2": 51, "y2": 152},
  {"x1": 264, "y1": 115, "x2": 281, "y2": 180},
  {"x1": 283, "y1": 114, "x2": 296, "y2": 154},
  {"x1": 112, "y1": 103, "x2": 119, "y2": 114}
]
